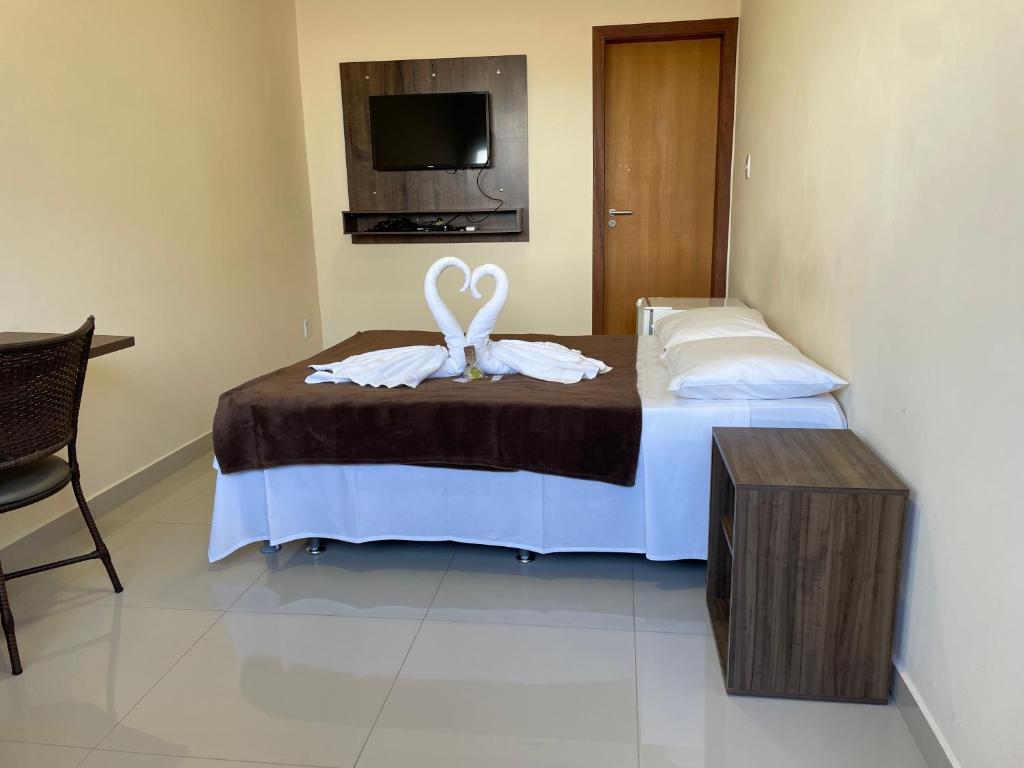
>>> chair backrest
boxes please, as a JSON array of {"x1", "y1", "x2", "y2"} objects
[{"x1": 0, "y1": 317, "x2": 94, "y2": 471}]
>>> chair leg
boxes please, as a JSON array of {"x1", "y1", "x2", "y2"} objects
[
  {"x1": 71, "y1": 473, "x2": 124, "y2": 594},
  {"x1": 0, "y1": 559, "x2": 23, "y2": 675}
]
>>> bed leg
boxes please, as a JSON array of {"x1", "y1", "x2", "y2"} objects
[
  {"x1": 305, "y1": 537, "x2": 325, "y2": 556},
  {"x1": 259, "y1": 541, "x2": 281, "y2": 554},
  {"x1": 516, "y1": 549, "x2": 535, "y2": 564}
]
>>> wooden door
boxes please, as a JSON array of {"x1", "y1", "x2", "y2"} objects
[{"x1": 600, "y1": 36, "x2": 724, "y2": 334}]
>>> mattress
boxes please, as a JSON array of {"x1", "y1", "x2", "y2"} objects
[{"x1": 208, "y1": 337, "x2": 846, "y2": 562}]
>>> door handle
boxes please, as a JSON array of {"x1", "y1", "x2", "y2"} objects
[{"x1": 608, "y1": 209, "x2": 633, "y2": 216}]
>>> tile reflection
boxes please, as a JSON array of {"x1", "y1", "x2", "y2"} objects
[
  {"x1": 637, "y1": 632, "x2": 927, "y2": 768},
  {"x1": 100, "y1": 612, "x2": 419, "y2": 767},
  {"x1": 0, "y1": 602, "x2": 216, "y2": 747}
]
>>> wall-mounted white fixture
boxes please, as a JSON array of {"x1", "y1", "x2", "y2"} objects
[{"x1": 744, "y1": 154, "x2": 751, "y2": 179}]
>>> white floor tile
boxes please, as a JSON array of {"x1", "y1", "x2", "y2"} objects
[
  {"x1": 358, "y1": 621, "x2": 638, "y2": 768},
  {"x1": 635, "y1": 632, "x2": 928, "y2": 768},
  {"x1": 0, "y1": 603, "x2": 218, "y2": 747},
  {"x1": 99, "y1": 612, "x2": 419, "y2": 767},
  {"x1": 15, "y1": 523, "x2": 268, "y2": 611},
  {"x1": 0, "y1": 740, "x2": 89, "y2": 767},
  {"x1": 81, "y1": 749, "x2": 315, "y2": 767},
  {"x1": 633, "y1": 559, "x2": 709, "y2": 635},
  {"x1": 118, "y1": 458, "x2": 216, "y2": 526},
  {"x1": 636, "y1": 631, "x2": 718, "y2": 767},
  {"x1": 148, "y1": 480, "x2": 215, "y2": 525},
  {"x1": 232, "y1": 541, "x2": 454, "y2": 619},
  {"x1": 427, "y1": 546, "x2": 635, "y2": 630}
]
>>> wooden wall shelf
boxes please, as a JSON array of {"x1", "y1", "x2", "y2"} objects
[
  {"x1": 339, "y1": 55, "x2": 529, "y2": 245},
  {"x1": 707, "y1": 427, "x2": 909, "y2": 704},
  {"x1": 342, "y1": 208, "x2": 523, "y2": 244}
]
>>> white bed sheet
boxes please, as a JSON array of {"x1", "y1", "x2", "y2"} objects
[{"x1": 209, "y1": 337, "x2": 846, "y2": 562}]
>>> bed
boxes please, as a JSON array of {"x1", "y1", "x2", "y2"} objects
[{"x1": 208, "y1": 335, "x2": 845, "y2": 562}]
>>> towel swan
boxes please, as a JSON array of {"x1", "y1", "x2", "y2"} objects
[
  {"x1": 464, "y1": 263, "x2": 515, "y2": 376},
  {"x1": 307, "y1": 257, "x2": 611, "y2": 387},
  {"x1": 305, "y1": 257, "x2": 473, "y2": 387},
  {"x1": 466, "y1": 264, "x2": 611, "y2": 384},
  {"x1": 424, "y1": 256, "x2": 473, "y2": 376}
]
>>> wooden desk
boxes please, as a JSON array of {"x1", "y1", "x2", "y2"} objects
[{"x1": 0, "y1": 332, "x2": 135, "y2": 359}]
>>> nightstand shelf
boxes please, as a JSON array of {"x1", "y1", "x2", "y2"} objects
[
  {"x1": 721, "y1": 515, "x2": 734, "y2": 553},
  {"x1": 707, "y1": 428, "x2": 909, "y2": 704}
]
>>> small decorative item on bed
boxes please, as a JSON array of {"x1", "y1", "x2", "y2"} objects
[{"x1": 307, "y1": 258, "x2": 610, "y2": 388}]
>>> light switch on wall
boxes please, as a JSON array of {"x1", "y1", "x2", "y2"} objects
[
  {"x1": 744, "y1": 154, "x2": 751, "y2": 179},
  {"x1": 302, "y1": 319, "x2": 312, "y2": 339}
]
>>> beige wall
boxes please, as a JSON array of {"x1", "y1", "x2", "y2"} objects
[
  {"x1": 294, "y1": 0, "x2": 739, "y2": 345},
  {"x1": 0, "y1": 0, "x2": 321, "y2": 545},
  {"x1": 729, "y1": 2, "x2": 1022, "y2": 765}
]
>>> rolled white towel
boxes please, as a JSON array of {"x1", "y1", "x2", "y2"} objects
[{"x1": 306, "y1": 345, "x2": 449, "y2": 388}]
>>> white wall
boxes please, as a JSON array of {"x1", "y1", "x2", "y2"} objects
[
  {"x1": 729, "y1": 2, "x2": 1023, "y2": 765},
  {"x1": 0, "y1": 0, "x2": 321, "y2": 545},
  {"x1": 294, "y1": 0, "x2": 739, "y2": 345}
]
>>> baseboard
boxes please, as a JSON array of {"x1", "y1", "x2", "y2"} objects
[
  {"x1": 0, "y1": 432, "x2": 212, "y2": 564},
  {"x1": 893, "y1": 667, "x2": 959, "y2": 768}
]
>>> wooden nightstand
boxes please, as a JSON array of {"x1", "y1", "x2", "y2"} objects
[{"x1": 706, "y1": 428, "x2": 908, "y2": 704}]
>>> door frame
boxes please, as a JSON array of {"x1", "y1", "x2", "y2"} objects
[{"x1": 592, "y1": 18, "x2": 739, "y2": 333}]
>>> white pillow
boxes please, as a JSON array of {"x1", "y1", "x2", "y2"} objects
[
  {"x1": 663, "y1": 336, "x2": 847, "y2": 400},
  {"x1": 655, "y1": 307, "x2": 781, "y2": 351}
]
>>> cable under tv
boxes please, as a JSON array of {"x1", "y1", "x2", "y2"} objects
[{"x1": 370, "y1": 217, "x2": 470, "y2": 233}]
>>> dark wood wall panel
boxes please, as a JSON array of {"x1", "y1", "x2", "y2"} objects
[{"x1": 340, "y1": 55, "x2": 529, "y2": 243}]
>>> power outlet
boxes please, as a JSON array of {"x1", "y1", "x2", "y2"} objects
[{"x1": 302, "y1": 319, "x2": 312, "y2": 339}]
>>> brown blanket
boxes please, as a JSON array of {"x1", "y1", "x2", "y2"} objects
[{"x1": 213, "y1": 330, "x2": 641, "y2": 486}]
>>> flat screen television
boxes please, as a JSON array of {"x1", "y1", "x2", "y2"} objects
[{"x1": 369, "y1": 92, "x2": 491, "y2": 171}]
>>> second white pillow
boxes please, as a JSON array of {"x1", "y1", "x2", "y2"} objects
[{"x1": 655, "y1": 307, "x2": 781, "y2": 351}]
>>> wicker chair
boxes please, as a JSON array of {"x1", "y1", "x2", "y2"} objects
[{"x1": 0, "y1": 316, "x2": 123, "y2": 675}]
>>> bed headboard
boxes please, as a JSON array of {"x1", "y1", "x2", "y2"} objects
[{"x1": 636, "y1": 297, "x2": 749, "y2": 336}]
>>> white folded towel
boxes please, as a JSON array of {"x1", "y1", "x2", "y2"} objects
[
  {"x1": 306, "y1": 345, "x2": 449, "y2": 388},
  {"x1": 486, "y1": 339, "x2": 612, "y2": 384}
]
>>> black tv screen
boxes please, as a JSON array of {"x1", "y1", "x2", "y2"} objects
[{"x1": 369, "y1": 92, "x2": 491, "y2": 171}]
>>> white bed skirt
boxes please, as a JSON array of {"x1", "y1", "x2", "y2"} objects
[{"x1": 210, "y1": 336, "x2": 846, "y2": 562}]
